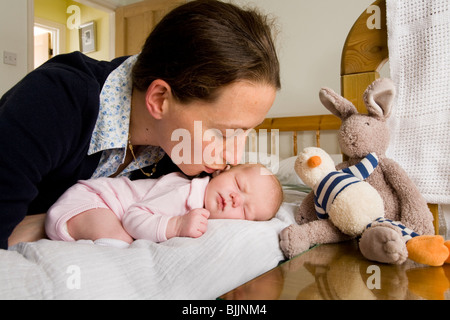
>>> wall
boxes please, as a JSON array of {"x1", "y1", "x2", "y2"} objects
[
  {"x1": 34, "y1": 0, "x2": 67, "y2": 25},
  {"x1": 34, "y1": 0, "x2": 110, "y2": 61},
  {"x1": 0, "y1": 0, "x2": 32, "y2": 97},
  {"x1": 67, "y1": 0, "x2": 110, "y2": 61},
  {"x1": 232, "y1": 0, "x2": 374, "y2": 118},
  {"x1": 224, "y1": 0, "x2": 375, "y2": 156},
  {"x1": 2, "y1": 0, "x2": 376, "y2": 111}
]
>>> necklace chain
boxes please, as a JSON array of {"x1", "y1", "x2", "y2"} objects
[{"x1": 128, "y1": 134, "x2": 163, "y2": 177}]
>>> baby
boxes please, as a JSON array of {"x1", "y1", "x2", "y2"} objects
[{"x1": 45, "y1": 164, "x2": 283, "y2": 246}]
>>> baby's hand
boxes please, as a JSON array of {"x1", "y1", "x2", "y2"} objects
[
  {"x1": 179, "y1": 208, "x2": 210, "y2": 238},
  {"x1": 166, "y1": 209, "x2": 210, "y2": 239}
]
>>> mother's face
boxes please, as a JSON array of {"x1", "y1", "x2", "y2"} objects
[{"x1": 156, "y1": 81, "x2": 276, "y2": 176}]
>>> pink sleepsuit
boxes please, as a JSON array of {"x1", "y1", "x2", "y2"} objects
[{"x1": 45, "y1": 172, "x2": 210, "y2": 243}]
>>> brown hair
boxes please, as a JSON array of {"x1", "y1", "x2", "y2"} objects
[{"x1": 132, "y1": 0, "x2": 280, "y2": 103}]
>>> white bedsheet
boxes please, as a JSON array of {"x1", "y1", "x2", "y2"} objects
[{"x1": 0, "y1": 192, "x2": 304, "y2": 300}]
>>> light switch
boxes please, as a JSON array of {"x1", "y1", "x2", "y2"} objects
[{"x1": 3, "y1": 51, "x2": 17, "y2": 66}]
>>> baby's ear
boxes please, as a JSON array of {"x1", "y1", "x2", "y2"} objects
[
  {"x1": 319, "y1": 87, "x2": 358, "y2": 120},
  {"x1": 364, "y1": 78, "x2": 396, "y2": 120}
]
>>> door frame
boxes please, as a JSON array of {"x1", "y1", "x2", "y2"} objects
[
  {"x1": 34, "y1": 17, "x2": 67, "y2": 57},
  {"x1": 27, "y1": 0, "x2": 34, "y2": 73}
]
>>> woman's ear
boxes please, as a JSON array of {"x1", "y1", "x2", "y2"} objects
[{"x1": 145, "y1": 79, "x2": 172, "y2": 120}]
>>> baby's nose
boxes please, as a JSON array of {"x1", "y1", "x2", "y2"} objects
[{"x1": 230, "y1": 192, "x2": 242, "y2": 208}]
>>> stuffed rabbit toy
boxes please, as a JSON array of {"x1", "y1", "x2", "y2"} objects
[{"x1": 280, "y1": 78, "x2": 449, "y2": 266}]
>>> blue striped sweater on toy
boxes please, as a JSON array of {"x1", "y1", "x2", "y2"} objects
[{"x1": 314, "y1": 153, "x2": 379, "y2": 219}]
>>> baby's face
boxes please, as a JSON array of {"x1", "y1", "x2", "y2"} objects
[{"x1": 204, "y1": 165, "x2": 279, "y2": 221}]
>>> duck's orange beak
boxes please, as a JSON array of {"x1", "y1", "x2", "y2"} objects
[{"x1": 307, "y1": 156, "x2": 322, "y2": 168}]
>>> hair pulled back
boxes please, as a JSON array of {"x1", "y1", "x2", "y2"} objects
[{"x1": 132, "y1": 0, "x2": 280, "y2": 103}]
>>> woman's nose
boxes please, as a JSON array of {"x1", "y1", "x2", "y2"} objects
[{"x1": 222, "y1": 133, "x2": 247, "y2": 165}]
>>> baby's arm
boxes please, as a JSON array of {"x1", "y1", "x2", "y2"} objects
[{"x1": 122, "y1": 206, "x2": 210, "y2": 242}]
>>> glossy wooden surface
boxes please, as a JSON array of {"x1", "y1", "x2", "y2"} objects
[{"x1": 220, "y1": 241, "x2": 450, "y2": 300}]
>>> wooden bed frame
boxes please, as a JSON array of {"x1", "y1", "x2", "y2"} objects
[
  {"x1": 254, "y1": 0, "x2": 439, "y2": 235},
  {"x1": 252, "y1": 114, "x2": 341, "y2": 156}
]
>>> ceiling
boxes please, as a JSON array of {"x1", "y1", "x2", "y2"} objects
[
  {"x1": 100, "y1": 0, "x2": 144, "y2": 7},
  {"x1": 77, "y1": 0, "x2": 144, "y2": 11}
]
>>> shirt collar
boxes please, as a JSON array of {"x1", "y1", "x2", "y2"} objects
[{"x1": 88, "y1": 55, "x2": 138, "y2": 156}]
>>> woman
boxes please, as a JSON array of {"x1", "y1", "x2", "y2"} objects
[{"x1": 0, "y1": 0, "x2": 280, "y2": 249}]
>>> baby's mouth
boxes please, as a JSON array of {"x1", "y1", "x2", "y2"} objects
[{"x1": 217, "y1": 194, "x2": 226, "y2": 211}]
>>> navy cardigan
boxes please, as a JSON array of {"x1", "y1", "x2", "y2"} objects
[
  {"x1": 0, "y1": 52, "x2": 183, "y2": 249},
  {"x1": 0, "y1": 52, "x2": 181, "y2": 249}
]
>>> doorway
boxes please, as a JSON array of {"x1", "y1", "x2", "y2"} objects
[
  {"x1": 34, "y1": 25, "x2": 53, "y2": 68},
  {"x1": 33, "y1": 18, "x2": 66, "y2": 69}
]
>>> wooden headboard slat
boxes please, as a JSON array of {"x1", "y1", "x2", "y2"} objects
[
  {"x1": 255, "y1": 114, "x2": 341, "y2": 132},
  {"x1": 341, "y1": 0, "x2": 388, "y2": 113},
  {"x1": 341, "y1": 0, "x2": 388, "y2": 76}
]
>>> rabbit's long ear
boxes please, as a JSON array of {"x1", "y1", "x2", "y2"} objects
[
  {"x1": 364, "y1": 78, "x2": 396, "y2": 120},
  {"x1": 319, "y1": 87, "x2": 357, "y2": 120}
]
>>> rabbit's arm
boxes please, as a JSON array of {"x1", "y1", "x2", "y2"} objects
[
  {"x1": 379, "y1": 159, "x2": 434, "y2": 235},
  {"x1": 295, "y1": 191, "x2": 318, "y2": 225}
]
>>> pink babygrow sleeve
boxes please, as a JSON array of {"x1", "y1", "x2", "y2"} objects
[{"x1": 122, "y1": 204, "x2": 171, "y2": 242}]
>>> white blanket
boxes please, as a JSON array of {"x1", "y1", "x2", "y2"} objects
[
  {"x1": 0, "y1": 195, "x2": 303, "y2": 300},
  {"x1": 386, "y1": 0, "x2": 450, "y2": 204}
]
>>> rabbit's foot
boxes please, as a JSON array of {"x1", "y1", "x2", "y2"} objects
[{"x1": 359, "y1": 224, "x2": 408, "y2": 264}]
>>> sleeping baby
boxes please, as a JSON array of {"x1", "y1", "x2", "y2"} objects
[{"x1": 45, "y1": 163, "x2": 283, "y2": 247}]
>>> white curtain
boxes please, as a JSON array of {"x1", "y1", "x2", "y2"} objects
[
  {"x1": 386, "y1": 0, "x2": 450, "y2": 205},
  {"x1": 386, "y1": 0, "x2": 450, "y2": 238}
]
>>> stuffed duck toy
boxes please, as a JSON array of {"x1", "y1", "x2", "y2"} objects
[{"x1": 295, "y1": 147, "x2": 384, "y2": 237}]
